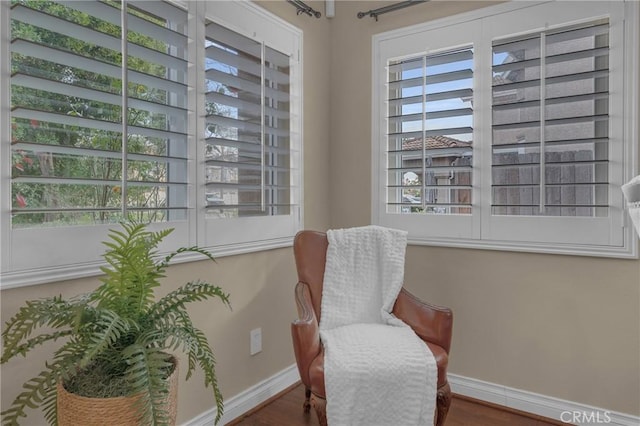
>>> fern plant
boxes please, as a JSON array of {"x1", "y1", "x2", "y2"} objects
[{"x1": 1, "y1": 222, "x2": 231, "y2": 425}]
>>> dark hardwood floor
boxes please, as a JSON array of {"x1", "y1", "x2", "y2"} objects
[{"x1": 228, "y1": 383, "x2": 567, "y2": 426}]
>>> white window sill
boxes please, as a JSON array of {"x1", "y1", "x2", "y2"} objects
[
  {"x1": 0, "y1": 237, "x2": 294, "y2": 290},
  {"x1": 406, "y1": 235, "x2": 639, "y2": 259}
]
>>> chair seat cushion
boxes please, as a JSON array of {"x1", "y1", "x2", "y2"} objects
[{"x1": 308, "y1": 340, "x2": 448, "y2": 398}]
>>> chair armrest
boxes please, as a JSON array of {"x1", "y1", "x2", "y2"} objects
[
  {"x1": 393, "y1": 288, "x2": 453, "y2": 354},
  {"x1": 291, "y1": 281, "x2": 321, "y2": 388}
]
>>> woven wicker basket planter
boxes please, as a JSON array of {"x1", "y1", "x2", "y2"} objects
[{"x1": 57, "y1": 359, "x2": 178, "y2": 426}]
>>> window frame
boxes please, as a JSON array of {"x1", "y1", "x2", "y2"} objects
[
  {"x1": 372, "y1": 0, "x2": 639, "y2": 258},
  {"x1": 0, "y1": 0, "x2": 303, "y2": 289}
]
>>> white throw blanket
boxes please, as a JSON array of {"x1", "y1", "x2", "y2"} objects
[
  {"x1": 622, "y1": 175, "x2": 640, "y2": 234},
  {"x1": 319, "y1": 225, "x2": 437, "y2": 426}
]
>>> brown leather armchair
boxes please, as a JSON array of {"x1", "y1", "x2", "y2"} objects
[{"x1": 291, "y1": 230, "x2": 454, "y2": 426}]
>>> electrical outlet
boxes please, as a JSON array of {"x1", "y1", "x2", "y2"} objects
[{"x1": 250, "y1": 328, "x2": 262, "y2": 355}]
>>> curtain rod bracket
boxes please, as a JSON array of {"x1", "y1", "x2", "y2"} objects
[
  {"x1": 357, "y1": 11, "x2": 379, "y2": 21},
  {"x1": 287, "y1": 0, "x2": 321, "y2": 18},
  {"x1": 358, "y1": 0, "x2": 428, "y2": 21}
]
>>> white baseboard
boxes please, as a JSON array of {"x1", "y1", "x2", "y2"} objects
[
  {"x1": 183, "y1": 364, "x2": 300, "y2": 426},
  {"x1": 182, "y1": 365, "x2": 639, "y2": 426},
  {"x1": 449, "y1": 374, "x2": 640, "y2": 426}
]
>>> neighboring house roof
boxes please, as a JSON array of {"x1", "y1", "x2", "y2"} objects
[{"x1": 402, "y1": 135, "x2": 471, "y2": 151}]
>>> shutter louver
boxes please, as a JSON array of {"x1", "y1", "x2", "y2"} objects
[
  {"x1": 491, "y1": 21, "x2": 609, "y2": 217},
  {"x1": 205, "y1": 21, "x2": 292, "y2": 218},
  {"x1": 387, "y1": 48, "x2": 473, "y2": 215},
  {"x1": 10, "y1": 0, "x2": 189, "y2": 227}
]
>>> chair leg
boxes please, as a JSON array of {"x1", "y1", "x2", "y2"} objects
[
  {"x1": 310, "y1": 393, "x2": 327, "y2": 426},
  {"x1": 303, "y1": 387, "x2": 311, "y2": 413},
  {"x1": 436, "y1": 382, "x2": 452, "y2": 426}
]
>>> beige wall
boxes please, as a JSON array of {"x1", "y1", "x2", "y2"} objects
[
  {"x1": 327, "y1": 0, "x2": 640, "y2": 417},
  {"x1": 2, "y1": 1, "x2": 639, "y2": 424}
]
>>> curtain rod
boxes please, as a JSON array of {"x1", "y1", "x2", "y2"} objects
[
  {"x1": 357, "y1": 0, "x2": 428, "y2": 21},
  {"x1": 287, "y1": 0, "x2": 321, "y2": 18}
]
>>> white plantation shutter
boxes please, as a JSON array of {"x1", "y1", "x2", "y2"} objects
[
  {"x1": 1, "y1": 0, "x2": 303, "y2": 287},
  {"x1": 373, "y1": 1, "x2": 636, "y2": 256},
  {"x1": 4, "y1": 0, "x2": 192, "y2": 280},
  {"x1": 199, "y1": 0, "x2": 301, "y2": 251},
  {"x1": 10, "y1": 0, "x2": 189, "y2": 226},
  {"x1": 387, "y1": 48, "x2": 473, "y2": 215},
  {"x1": 491, "y1": 21, "x2": 610, "y2": 217},
  {"x1": 205, "y1": 21, "x2": 292, "y2": 218}
]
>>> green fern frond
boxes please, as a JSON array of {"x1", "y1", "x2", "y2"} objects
[
  {"x1": 145, "y1": 227, "x2": 174, "y2": 257},
  {"x1": 175, "y1": 323, "x2": 199, "y2": 382},
  {"x1": 146, "y1": 281, "x2": 229, "y2": 421},
  {"x1": 0, "y1": 406, "x2": 27, "y2": 426},
  {"x1": 1, "y1": 296, "x2": 84, "y2": 364},
  {"x1": 122, "y1": 344, "x2": 174, "y2": 425},
  {"x1": 2, "y1": 330, "x2": 74, "y2": 362},
  {"x1": 1, "y1": 339, "x2": 87, "y2": 426},
  {"x1": 40, "y1": 386, "x2": 58, "y2": 426},
  {"x1": 48, "y1": 338, "x2": 91, "y2": 384},
  {"x1": 154, "y1": 324, "x2": 224, "y2": 423},
  {"x1": 190, "y1": 327, "x2": 224, "y2": 424},
  {"x1": 79, "y1": 309, "x2": 137, "y2": 369},
  {"x1": 156, "y1": 246, "x2": 216, "y2": 273},
  {"x1": 139, "y1": 323, "x2": 223, "y2": 423},
  {"x1": 95, "y1": 223, "x2": 168, "y2": 317},
  {"x1": 149, "y1": 281, "x2": 231, "y2": 322}
]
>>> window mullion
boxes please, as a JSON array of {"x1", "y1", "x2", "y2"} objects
[
  {"x1": 121, "y1": 0, "x2": 129, "y2": 218},
  {"x1": 260, "y1": 41, "x2": 266, "y2": 213},
  {"x1": 421, "y1": 55, "x2": 427, "y2": 211},
  {"x1": 539, "y1": 33, "x2": 546, "y2": 214}
]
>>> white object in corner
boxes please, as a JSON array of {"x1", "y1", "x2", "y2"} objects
[
  {"x1": 325, "y1": 0, "x2": 335, "y2": 18},
  {"x1": 622, "y1": 175, "x2": 640, "y2": 236}
]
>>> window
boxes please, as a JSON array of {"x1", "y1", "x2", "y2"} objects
[
  {"x1": 198, "y1": 2, "x2": 302, "y2": 250},
  {"x1": 9, "y1": 1, "x2": 189, "y2": 228},
  {"x1": 492, "y1": 22, "x2": 610, "y2": 218},
  {"x1": 387, "y1": 48, "x2": 474, "y2": 217},
  {"x1": 205, "y1": 21, "x2": 292, "y2": 220},
  {"x1": 373, "y1": 1, "x2": 638, "y2": 257},
  {"x1": 0, "y1": 1, "x2": 302, "y2": 287}
]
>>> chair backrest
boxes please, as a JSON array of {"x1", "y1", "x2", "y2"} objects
[
  {"x1": 294, "y1": 229, "x2": 453, "y2": 356},
  {"x1": 293, "y1": 230, "x2": 328, "y2": 322}
]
